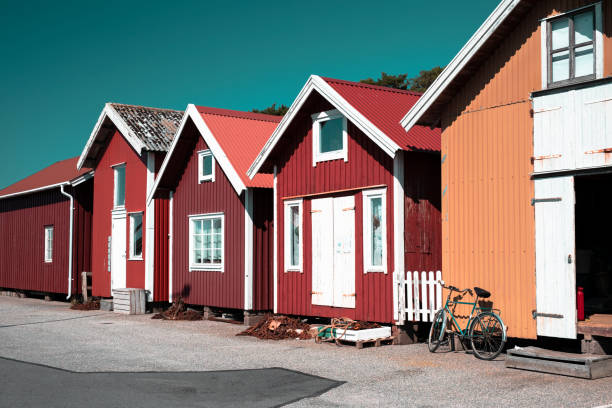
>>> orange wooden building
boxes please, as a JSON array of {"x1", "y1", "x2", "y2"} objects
[{"x1": 402, "y1": 0, "x2": 612, "y2": 339}]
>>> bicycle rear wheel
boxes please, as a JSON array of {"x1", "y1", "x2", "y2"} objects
[
  {"x1": 428, "y1": 309, "x2": 447, "y2": 352},
  {"x1": 469, "y1": 312, "x2": 506, "y2": 360}
]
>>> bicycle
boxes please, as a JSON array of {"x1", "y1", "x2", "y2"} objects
[{"x1": 428, "y1": 282, "x2": 507, "y2": 360}]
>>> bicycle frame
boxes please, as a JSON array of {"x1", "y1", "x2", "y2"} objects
[{"x1": 441, "y1": 290, "x2": 493, "y2": 338}]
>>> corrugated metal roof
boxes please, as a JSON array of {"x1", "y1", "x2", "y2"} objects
[
  {"x1": 322, "y1": 77, "x2": 441, "y2": 152},
  {"x1": 0, "y1": 157, "x2": 92, "y2": 199},
  {"x1": 110, "y1": 103, "x2": 183, "y2": 151},
  {"x1": 197, "y1": 106, "x2": 281, "y2": 188}
]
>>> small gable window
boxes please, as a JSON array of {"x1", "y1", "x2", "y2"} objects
[
  {"x1": 312, "y1": 109, "x2": 348, "y2": 166},
  {"x1": 198, "y1": 150, "x2": 215, "y2": 183},
  {"x1": 544, "y1": 4, "x2": 602, "y2": 87}
]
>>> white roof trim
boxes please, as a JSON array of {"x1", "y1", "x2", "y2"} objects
[
  {"x1": 77, "y1": 103, "x2": 147, "y2": 170},
  {"x1": 0, "y1": 170, "x2": 95, "y2": 201},
  {"x1": 247, "y1": 75, "x2": 401, "y2": 179},
  {"x1": 70, "y1": 170, "x2": 95, "y2": 187},
  {"x1": 400, "y1": 0, "x2": 522, "y2": 131},
  {"x1": 147, "y1": 104, "x2": 247, "y2": 205}
]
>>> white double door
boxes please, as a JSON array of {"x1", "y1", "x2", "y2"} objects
[
  {"x1": 111, "y1": 209, "x2": 127, "y2": 291},
  {"x1": 311, "y1": 195, "x2": 356, "y2": 309}
]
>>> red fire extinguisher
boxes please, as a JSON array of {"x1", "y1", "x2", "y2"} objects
[{"x1": 577, "y1": 287, "x2": 585, "y2": 321}]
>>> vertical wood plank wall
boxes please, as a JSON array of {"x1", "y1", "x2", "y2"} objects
[{"x1": 440, "y1": 0, "x2": 612, "y2": 339}]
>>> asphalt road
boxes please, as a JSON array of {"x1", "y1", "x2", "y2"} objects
[
  {"x1": 1, "y1": 296, "x2": 612, "y2": 407},
  {"x1": 0, "y1": 356, "x2": 341, "y2": 408}
]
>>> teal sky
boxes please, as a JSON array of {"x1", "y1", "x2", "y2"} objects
[{"x1": 0, "y1": 0, "x2": 496, "y2": 189}]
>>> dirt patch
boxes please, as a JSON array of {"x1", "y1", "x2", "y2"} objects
[
  {"x1": 70, "y1": 300, "x2": 100, "y2": 311},
  {"x1": 238, "y1": 314, "x2": 312, "y2": 340},
  {"x1": 151, "y1": 298, "x2": 202, "y2": 321}
]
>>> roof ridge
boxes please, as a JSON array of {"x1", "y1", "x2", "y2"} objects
[
  {"x1": 196, "y1": 106, "x2": 282, "y2": 123},
  {"x1": 321, "y1": 76, "x2": 423, "y2": 97},
  {"x1": 109, "y1": 102, "x2": 183, "y2": 113}
]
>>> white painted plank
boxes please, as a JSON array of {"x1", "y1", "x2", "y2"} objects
[
  {"x1": 332, "y1": 195, "x2": 356, "y2": 309},
  {"x1": 311, "y1": 197, "x2": 334, "y2": 306}
]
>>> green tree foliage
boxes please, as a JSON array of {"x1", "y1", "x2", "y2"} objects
[
  {"x1": 359, "y1": 67, "x2": 444, "y2": 93},
  {"x1": 252, "y1": 103, "x2": 289, "y2": 116}
]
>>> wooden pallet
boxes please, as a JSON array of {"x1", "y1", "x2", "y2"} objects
[
  {"x1": 506, "y1": 346, "x2": 612, "y2": 379},
  {"x1": 316, "y1": 335, "x2": 396, "y2": 349}
]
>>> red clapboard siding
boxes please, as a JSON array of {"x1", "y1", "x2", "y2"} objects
[
  {"x1": 154, "y1": 196, "x2": 169, "y2": 302},
  {"x1": 172, "y1": 134, "x2": 245, "y2": 309},
  {"x1": 252, "y1": 187, "x2": 273, "y2": 311},
  {"x1": 404, "y1": 152, "x2": 442, "y2": 272},
  {"x1": 273, "y1": 91, "x2": 395, "y2": 323},
  {"x1": 0, "y1": 181, "x2": 93, "y2": 295},
  {"x1": 91, "y1": 130, "x2": 148, "y2": 297}
]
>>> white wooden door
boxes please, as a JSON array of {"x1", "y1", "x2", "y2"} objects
[
  {"x1": 534, "y1": 176, "x2": 577, "y2": 339},
  {"x1": 332, "y1": 195, "x2": 355, "y2": 308},
  {"x1": 311, "y1": 196, "x2": 356, "y2": 308},
  {"x1": 311, "y1": 198, "x2": 334, "y2": 306},
  {"x1": 111, "y1": 210, "x2": 127, "y2": 291}
]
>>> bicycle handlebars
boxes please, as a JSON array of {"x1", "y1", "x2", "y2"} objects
[{"x1": 438, "y1": 281, "x2": 473, "y2": 296}]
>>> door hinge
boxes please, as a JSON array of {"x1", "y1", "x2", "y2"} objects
[
  {"x1": 531, "y1": 197, "x2": 562, "y2": 206},
  {"x1": 532, "y1": 310, "x2": 564, "y2": 319}
]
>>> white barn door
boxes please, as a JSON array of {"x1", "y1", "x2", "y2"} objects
[
  {"x1": 333, "y1": 195, "x2": 356, "y2": 308},
  {"x1": 311, "y1": 198, "x2": 334, "y2": 306},
  {"x1": 311, "y1": 195, "x2": 356, "y2": 308},
  {"x1": 534, "y1": 176, "x2": 576, "y2": 339}
]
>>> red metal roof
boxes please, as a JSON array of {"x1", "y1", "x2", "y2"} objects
[
  {"x1": 0, "y1": 157, "x2": 92, "y2": 199},
  {"x1": 196, "y1": 106, "x2": 282, "y2": 188},
  {"x1": 322, "y1": 77, "x2": 441, "y2": 152}
]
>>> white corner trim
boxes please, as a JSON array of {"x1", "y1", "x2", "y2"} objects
[
  {"x1": 273, "y1": 165, "x2": 278, "y2": 313},
  {"x1": 168, "y1": 191, "x2": 174, "y2": 302},
  {"x1": 244, "y1": 188, "x2": 254, "y2": 311},
  {"x1": 392, "y1": 152, "x2": 405, "y2": 323},
  {"x1": 247, "y1": 75, "x2": 400, "y2": 179},
  {"x1": 400, "y1": 0, "x2": 522, "y2": 131},
  {"x1": 144, "y1": 151, "x2": 155, "y2": 301},
  {"x1": 595, "y1": 2, "x2": 604, "y2": 80},
  {"x1": 77, "y1": 103, "x2": 146, "y2": 170}
]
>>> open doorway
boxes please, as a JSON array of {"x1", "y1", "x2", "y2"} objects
[{"x1": 575, "y1": 173, "x2": 612, "y2": 317}]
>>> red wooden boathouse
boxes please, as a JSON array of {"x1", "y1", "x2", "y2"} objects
[
  {"x1": 77, "y1": 103, "x2": 182, "y2": 302},
  {"x1": 150, "y1": 105, "x2": 279, "y2": 315},
  {"x1": 0, "y1": 157, "x2": 93, "y2": 297},
  {"x1": 248, "y1": 76, "x2": 441, "y2": 324}
]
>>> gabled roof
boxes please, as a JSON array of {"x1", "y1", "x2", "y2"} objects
[
  {"x1": 0, "y1": 157, "x2": 93, "y2": 200},
  {"x1": 77, "y1": 103, "x2": 183, "y2": 169},
  {"x1": 400, "y1": 0, "x2": 535, "y2": 129},
  {"x1": 149, "y1": 104, "x2": 281, "y2": 202},
  {"x1": 247, "y1": 75, "x2": 440, "y2": 179}
]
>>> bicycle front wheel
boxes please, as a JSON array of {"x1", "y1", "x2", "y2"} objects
[
  {"x1": 469, "y1": 312, "x2": 506, "y2": 360},
  {"x1": 428, "y1": 309, "x2": 447, "y2": 353}
]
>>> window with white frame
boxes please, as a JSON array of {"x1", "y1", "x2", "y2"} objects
[
  {"x1": 312, "y1": 109, "x2": 348, "y2": 165},
  {"x1": 284, "y1": 199, "x2": 302, "y2": 272},
  {"x1": 189, "y1": 213, "x2": 224, "y2": 271},
  {"x1": 198, "y1": 150, "x2": 215, "y2": 183},
  {"x1": 113, "y1": 164, "x2": 126, "y2": 208},
  {"x1": 544, "y1": 4, "x2": 603, "y2": 87},
  {"x1": 363, "y1": 189, "x2": 386, "y2": 273},
  {"x1": 44, "y1": 226, "x2": 53, "y2": 263},
  {"x1": 129, "y1": 212, "x2": 143, "y2": 260}
]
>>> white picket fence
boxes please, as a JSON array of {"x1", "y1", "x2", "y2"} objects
[{"x1": 401, "y1": 271, "x2": 442, "y2": 322}]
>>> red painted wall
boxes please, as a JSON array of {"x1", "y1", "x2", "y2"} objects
[
  {"x1": 0, "y1": 180, "x2": 93, "y2": 295},
  {"x1": 91, "y1": 130, "x2": 148, "y2": 297},
  {"x1": 154, "y1": 196, "x2": 169, "y2": 302},
  {"x1": 404, "y1": 152, "x2": 442, "y2": 272},
  {"x1": 271, "y1": 92, "x2": 395, "y2": 323},
  {"x1": 172, "y1": 127, "x2": 246, "y2": 309}
]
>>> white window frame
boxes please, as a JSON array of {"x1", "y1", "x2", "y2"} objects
[
  {"x1": 312, "y1": 109, "x2": 348, "y2": 166},
  {"x1": 188, "y1": 212, "x2": 224, "y2": 272},
  {"x1": 284, "y1": 199, "x2": 303, "y2": 272},
  {"x1": 198, "y1": 150, "x2": 215, "y2": 183},
  {"x1": 363, "y1": 188, "x2": 387, "y2": 274},
  {"x1": 113, "y1": 163, "x2": 126, "y2": 209},
  {"x1": 540, "y1": 2, "x2": 603, "y2": 89},
  {"x1": 44, "y1": 225, "x2": 53, "y2": 263},
  {"x1": 129, "y1": 212, "x2": 144, "y2": 260}
]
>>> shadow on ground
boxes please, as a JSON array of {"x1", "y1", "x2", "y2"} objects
[{"x1": 0, "y1": 356, "x2": 343, "y2": 408}]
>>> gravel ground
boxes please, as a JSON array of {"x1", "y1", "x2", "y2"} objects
[{"x1": 1, "y1": 296, "x2": 611, "y2": 407}]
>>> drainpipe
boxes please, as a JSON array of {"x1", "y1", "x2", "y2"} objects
[{"x1": 60, "y1": 184, "x2": 74, "y2": 300}]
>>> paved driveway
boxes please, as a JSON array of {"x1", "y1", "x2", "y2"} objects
[{"x1": 1, "y1": 296, "x2": 611, "y2": 407}]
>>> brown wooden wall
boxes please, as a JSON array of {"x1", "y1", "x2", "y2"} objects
[{"x1": 440, "y1": 0, "x2": 612, "y2": 339}]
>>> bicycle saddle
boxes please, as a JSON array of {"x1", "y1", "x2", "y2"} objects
[{"x1": 474, "y1": 287, "x2": 490, "y2": 298}]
